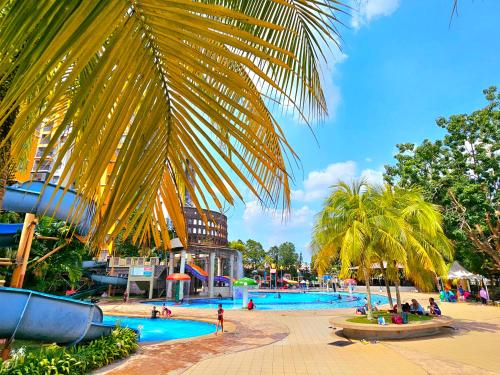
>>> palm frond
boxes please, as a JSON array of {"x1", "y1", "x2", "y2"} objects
[{"x1": 0, "y1": 1, "x2": 346, "y2": 248}]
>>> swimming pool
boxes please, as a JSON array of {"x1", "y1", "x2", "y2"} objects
[
  {"x1": 103, "y1": 316, "x2": 216, "y2": 342},
  {"x1": 144, "y1": 291, "x2": 389, "y2": 311}
]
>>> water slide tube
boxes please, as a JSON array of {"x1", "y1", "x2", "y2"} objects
[
  {"x1": 68, "y1": 284, "x2": 108, "y2": 301},
  {"x1": 283, "y1": 277, "x2": 299, "y2": 285},
  {"x1": 2, "y1": 181, "x2": 95, "y2": 236},
  {"x1": 185, "y1": 263, "x2": 230, "y2": 283},
  {"x1": 0, "y1": 287, "x2": 113, "y2": 344},
  {"x1": 1, "y1": 181, "x2": 115, "y2": 344},
  {"x1": 90, "y1": 274, "x2": 128, "y2": 286},
  {"x1": 0, "y1": 223, "x2": 23, "y2": 248}
]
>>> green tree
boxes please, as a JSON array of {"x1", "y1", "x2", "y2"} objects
[
  {"x1": 23, "y1": 217, "x2": 87, "y2": 294},
  {"x1": 0, "y1": 1, "x2": 343, "y2": 249},
  {"x1": 312, "y1": 181, "x2": 377, "y2": 319},
  {"x1": 385, "y1": 87, "x2": 500, "y2": 275},
  {"x1": 312, "y1": 181, "x2": 452, "y2": 317},
  {"x1": 370, "y1": 185, "x2": 452, "y2": 312},
  {"x1": 238, "y1": 239, "x2": 266, "y2": 271},
  {"x1": 278, "y1": 242, "x2": 299, "y2": 274}
]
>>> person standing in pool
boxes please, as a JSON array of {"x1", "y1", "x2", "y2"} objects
[
  {"x1": 151, "y1": 305, "x2": 160, "y2": 319},
  {"x1": 216, "y1": 304, "x2": 224, "y2": 334}
]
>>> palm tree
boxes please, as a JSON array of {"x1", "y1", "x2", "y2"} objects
[
  {"x1": 371, "y1": 186, "x2": 452, "y2": 312},
  {"x1": 312, "y1": 180, "x2": 376, "y2": 319},
  {"x1": 313, "y1": 181, "x2": 452, "y2": 317},
  {"x1": 0, "y1": 1, "x2": 346, "y2": 248}
]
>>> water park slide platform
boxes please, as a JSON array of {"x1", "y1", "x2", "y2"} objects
[
  {"x1": 0, "y1": 287, "x2": 115, "y2": 344},
  {"x1": 185, "y1": 263, "x2": 230, "y2": 283},
  {"x1": 330, "y1": 315, "x2": 454, "y2": 340},
  {"x1": 0, "y1": 223, "x2": 23, "y2": 248},
  {"x1": 2, "y1": 181, "x2": 95, "y2": 236}
]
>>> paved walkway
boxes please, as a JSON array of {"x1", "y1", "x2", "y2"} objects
[
  {"x1": 184, "y1": 314, "x2": 426, "y2": 375},
  {"x1": 98, "y1": 292, "x2": 500, "y2": 375}
]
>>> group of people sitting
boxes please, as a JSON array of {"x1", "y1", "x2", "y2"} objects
[
  {"x1": 440, "y1": 284, "x2": 489, "y2": 304},
  {"x1": 388, "y1": 298, "x2": 441, "y2": 316},
  {"x1": 355, "y1": 297, "x2": 442, "y2": 323},
  {"x1": 150, "y1": 303, "x2": 172, "y2": 319}
]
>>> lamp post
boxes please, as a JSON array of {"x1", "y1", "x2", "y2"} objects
[
  {"x1": 280, "y1": 265, "x2": 284, "y2": 288},
  {"x1": 264, "y1": 262, "x2": 268, "y2": 289}
]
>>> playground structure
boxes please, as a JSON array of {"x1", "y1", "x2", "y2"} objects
[
  {"x1": 0, "y1": 181, "x2": 243, "y2": 301},
  {"x1": 0, "y1": 181, "x2": 115, "y2": 354}
]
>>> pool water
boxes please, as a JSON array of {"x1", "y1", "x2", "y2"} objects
[
  {"x1": 103, "y1": 316, "x2": 216, "y2": 342},
  {"x1": 145, "y1": 291, "x2": 389, "y2": 311}
]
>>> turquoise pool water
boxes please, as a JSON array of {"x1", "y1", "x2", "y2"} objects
[
  {"x1": 103, "y1": 316, "x2": 216, "y2": 342},
  {"x1": 144, "y1": 291, "x2": 389, "y2": 311}
]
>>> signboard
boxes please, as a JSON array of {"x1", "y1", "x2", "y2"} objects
[
  {"x1": 131, "y1": 267, "x2": 144, "y2": 276},
  {"x1": 144, "y1": 266, "x2": 153, "y2": 277},
  {"x1": 131, "y1": 266, "x2": 153, "y2": 277},
  {"x1": 270, "y1": 268, "x2": 276, "y2": 274}
]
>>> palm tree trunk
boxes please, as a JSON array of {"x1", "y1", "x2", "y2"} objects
[
  {"x1": 363, "y1": 267, "x2": 374, "y2": 320},
  {"x1": 379, "y1": 262, "x2": 393, "y2": 309},
  {"x1": 394, "y1": 273, "x2": 402, "y2": 314}
]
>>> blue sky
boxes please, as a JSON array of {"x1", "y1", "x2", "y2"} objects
[{"x1": 226, "y1": 0, "x2": 500, "y2": 262}]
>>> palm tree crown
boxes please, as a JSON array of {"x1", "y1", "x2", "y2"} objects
[
  {"x1": 0, "y1": 1, "x2": 346, "y2": 248},
  {"x1": 312, "y1": 180, "x2": 452, "y2": 316}
]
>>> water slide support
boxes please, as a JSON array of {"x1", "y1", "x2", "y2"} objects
[{"x1": 10, "y1": 214, "x2": 37, "y2": 289}]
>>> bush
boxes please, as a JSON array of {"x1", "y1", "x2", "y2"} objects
[{"x1": 0, "y1": 327, "x2": 137, "y2": 374}]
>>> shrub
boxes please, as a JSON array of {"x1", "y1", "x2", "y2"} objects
[{"x1": 0, "y1": 327, "x2": 137, "y2": 374}]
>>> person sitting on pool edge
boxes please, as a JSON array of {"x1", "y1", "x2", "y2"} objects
[
  {"x1": 151, "y1": 305, "x2": 160, "y2": 319},
  {"x1": 162, "y1": 303, "x2": 172, "y2": 318},
  {"x1": 247, "y1": 299, "x2": 255, "y2": 310}
]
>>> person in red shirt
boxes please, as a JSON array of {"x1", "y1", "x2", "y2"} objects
[
  {"x1": 216, "y1": 304, "x2": 224, "y2": 334},
  {"x1": 247, "y1": 299, "x2": 255, "y2": 310}
]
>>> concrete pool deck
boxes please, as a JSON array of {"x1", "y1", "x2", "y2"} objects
[{"x1": 97, "y1": 291, "x2": 500, "y2": 375}]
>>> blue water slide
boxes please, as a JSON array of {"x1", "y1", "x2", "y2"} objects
[
  {"x1": 0, "y1": 287, "x2": 115, "y2": 344},
  {"x1": 185, "y1": 263, "x2": 208, "y2": 282},
  {"x1": 2, "y1": 181, "x2": 95, "y2": 236},
  {"x1": 0, "y1": 182, "x2": 112, "y2": 345},
  {"x1": 0, "y1": 223, "x2": 23, "y2": 247}
]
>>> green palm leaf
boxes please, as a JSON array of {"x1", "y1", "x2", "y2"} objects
[{"x1": 0, "y1": 1, "x2": 346, "y2": 248}]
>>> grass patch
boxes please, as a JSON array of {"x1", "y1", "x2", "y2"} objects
[{"x1": 347, "y1": 312, "x2": 432, "y2": 325}]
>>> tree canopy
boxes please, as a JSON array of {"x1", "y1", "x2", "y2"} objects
[
  {"x1": 0, "y1": 1, "x2": 346, "y2": 249},
  {"x1": 384, "y1": 87, "x2": 500, "y2": 275}
]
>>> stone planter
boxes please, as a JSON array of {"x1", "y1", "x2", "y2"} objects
[{"x1": 330, "y1": 315, "x2": 454, "y2": 340}]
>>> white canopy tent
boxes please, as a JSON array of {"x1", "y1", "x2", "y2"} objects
[
  {"x1": 446, "y1": 261, "x2": 490, "y2": 299},
  {"x1": 448, "y1": 261, "x2": 482, "y2": 280}
]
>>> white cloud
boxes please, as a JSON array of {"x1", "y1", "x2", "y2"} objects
[
  {"x1": 243, "y1": 201, "x2": 313, "y2": 228},
  {"x1": 242, "y1": 201, "x2": 315, "y2": 249},
  {"x1": 292, "y1": 161, "x2": 385, "y2": 202},
  {"x1": 360, "y1": 168, "x2": 384, "y2": 185},
  {"x1": 351, "y1": 0, "x2": 400, "y2": 29},
  {"x1": 365, "y1": 157, "x2": 373, "y2": 163}
]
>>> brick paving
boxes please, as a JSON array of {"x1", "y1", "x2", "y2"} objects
[{"x1": 97, "y1": 292, "x2": 500, "y2": 375}]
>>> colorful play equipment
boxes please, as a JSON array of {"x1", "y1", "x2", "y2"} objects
[
  {"x1": 185, "y1": 262, "x2": 231, "y2": 284},
  {"x1": 234, "y1": 277, "x2": 257, "y2": 308},
  {"x1": 166, "y1": 273, "x2": 191, "y2": 302},
  {"x1": 283, "y1": 277, "x2": 299, "y2": 285}
]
